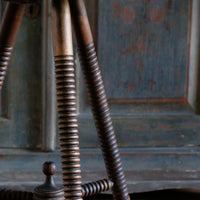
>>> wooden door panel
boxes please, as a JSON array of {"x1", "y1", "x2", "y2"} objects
[
  {"x1": 77, "y1": 0, "x2": 200, "y2": 149},
  {"x1": 1, "y1": 0, "x2": 200, "y2": 193},
  {"x1": 98, "y1": 0, "x2": 190, "y2": 100},
  {"x1": 77, "y1": 115, "x2": 200, "y2": 148}
]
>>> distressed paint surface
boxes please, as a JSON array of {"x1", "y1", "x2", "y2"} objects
[
  {"x1": 0, "y1": 2, "x2": 42, "y2": 148},
  {"x1": 76, "y1": 0, "x2": 199, "y2": 150},
  {"x1": 1, "y1": 0, "x2": 200, "y2": 193},
  {"x1": 76, "y1": 115, "x2": 200, "y2": 148},
  {"x1": 2, "y1": 148, "x2": 200, "y2": 193},
  {"x1": 98, "y1": 0, "x2": 190, "y2": 100}
]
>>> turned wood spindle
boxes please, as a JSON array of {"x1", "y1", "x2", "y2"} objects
[
  {"x1": 0, "y1": 2, "x2": 25, "y2": 91},
  {"x1": 0, "y1": 0, "x2": 130, "y2": 200},
  {"x1": 51, "y1": 0, "x2": 82, "y2": 200},
  {"x1": 0, "y1": 188, "x2": 33, "y2": 200},
  {"x1": 68, "y1": 0, "x2": 130, "y2": 199}
]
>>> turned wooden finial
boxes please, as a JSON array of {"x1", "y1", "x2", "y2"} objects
[
  {"x1": 42, "y1": 161, "x2": 58, "y2": 190},
  {"x1": 43, "y1": 161, "x2": 56, "y2": 176},
  {"x1": 43, "y1": 161, "x2": 56, "y2": 175},
  {"x1": 33, "y1": 161, "x2": 64, "y2": 200}
]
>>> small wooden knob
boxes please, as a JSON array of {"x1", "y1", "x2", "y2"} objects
[
  {"x1": 33, "y1": 161, "x2": 64, "y2": 200},
  {"x1": 43, "y1": 161, "x2": 56, "y2": 176}
]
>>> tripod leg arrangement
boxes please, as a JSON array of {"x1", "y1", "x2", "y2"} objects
[
  {"x1": 0, "y1": 2, "x2": 25, "y2": 91},
  {"x1": 0, "y1": 0, "x2": 130, "y2": 199},
  {"x1": 51, "y1": 0, "x2": 130, "y2": 199}
]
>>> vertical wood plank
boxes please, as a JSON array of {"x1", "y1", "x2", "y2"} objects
[
  {"x1": 188, "y1": 0, "x2": 200, "y2": 114},
  {"x1": 41, "y1": 0, "x2": 56, "y2": 151}
]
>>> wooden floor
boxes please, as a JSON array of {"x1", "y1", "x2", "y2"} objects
[{"x1": 84, "y1": 190, "x2": 200, "y2": 200}]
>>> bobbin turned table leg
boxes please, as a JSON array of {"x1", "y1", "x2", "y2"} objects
[
  {"x1": 68, "y1": 1, "x2": 130, "y2": 200},
  {"x1": 0, "y1": 2, "x2": 25, "y2": 91},
  {"x1": 51, "y1": 0, "x2": 82, "y2": 200}
]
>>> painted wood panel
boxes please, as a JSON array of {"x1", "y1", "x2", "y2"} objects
[
  {"x1": 98, "y1": 0, "x2": 190, "y2": 100},
  {"x1": 2, "y1": 148, "x2": 200, "y2": 193},
  {"x1": 0, "y1": 2, "x2": 42, "y2": 148},
  {"x1": 77, "y1": 0, "x2": 196, "y2": 149},
  {"x1": 1, "y1": 0, "x2": 200, "y2": 194},
  {"x1": 77, "y1": 115, "x2": 200, "y2": 148}
]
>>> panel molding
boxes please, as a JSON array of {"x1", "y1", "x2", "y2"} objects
[
  {"x1": 1, "y1": 147, "x2": 200, "y2": 193},
  {"x1": 188, "y1": 0, "x2": 200, "y2": 113},
  {"x1": 80, "y1": 0, "x2": 194, "y2": 113},
  {"x1": 41, "y1": 0, "x2": 56, "y2": 151}
]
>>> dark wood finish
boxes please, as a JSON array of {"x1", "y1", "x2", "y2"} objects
[
  {"x1": 33, "y1": 162, "x2": 64, "y2": 200},
  {"x1": 51, "y1": 0, "x2": 82, "y2": 200},
  {"x1": 34, "y1": 161, "x2": 113, "y2": 199},
  {"x1": 51, "y1": 0, "x2": 130, "y2": 199},
  {"x1": 69, "y1": 1, "x2": 130, "y2": 200},
  {"x1": 3, "y1": 0, "x2": 34, "y2": 4},
  {"x1": 0, "y1": 1, "x2": 128, "y2": 199},
  {"x1": 0, "y1": 189, "x2": 33, "y2": 200},
  {"x1": 82, "y1": 179, "x2": 113, "y2": 197},
  {"x1": 0, "y1": 2, "x2": 25, "y2": 91}
]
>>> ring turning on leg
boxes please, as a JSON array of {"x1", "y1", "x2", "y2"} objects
[
  {"x1": 68, "y1": 0, "x2": 130, "y2": 200},
  {"x1": 0, "y1": 2, "x2": 25, "y2": 91},
  {"x1": 51, "y1": 0, "x2": 82, "y2": 199}
]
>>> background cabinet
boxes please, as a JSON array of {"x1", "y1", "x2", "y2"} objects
[{"x1": 1, "y1": 0, "x2": 200, "y2": 193}]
